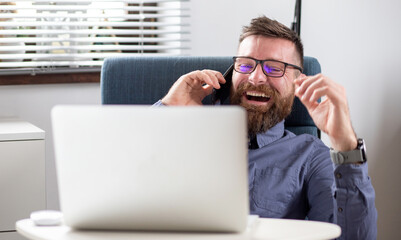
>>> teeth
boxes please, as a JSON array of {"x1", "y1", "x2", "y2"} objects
[{"x1": 246, "y1": 92, "x2": 270, "y2": 98}]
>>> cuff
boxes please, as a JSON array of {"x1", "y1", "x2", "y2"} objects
[
  {"x1": 152, "y1": 99, "x2": 165, "y2": 107},
  {"x1": 334, "y1": 162, "x2": 370, "y2": 187}
]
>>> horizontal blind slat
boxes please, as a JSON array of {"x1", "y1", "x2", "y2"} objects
[
  {"x1": 0, "y1": 37, "x2": 189, "y2": 43},
  {"x1": 8, "y1": 0, "x2": 188, "y2": 3},
  {"x1": 0, "y1": 29, "x2": 189, "y2": 35},
  {"x1": 0, "y1": 6, "x2": 189, "y2": 11},
  {"x1": 0, "y1": 13, "x2": 189, "y2": 19},
  {"x1": 0, "y1": 44, "x2": 187, "y2": 52},
  {"x1": 0, "y1": 53, "x2": 182, "y2": 68},
  {"x1": 0, "y1": 22, "x2": 189, "y2": 27},
  {"x1": 0, "y1": 49, "x2": 188, "y2": 58}
]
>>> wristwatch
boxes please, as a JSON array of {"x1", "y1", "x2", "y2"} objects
[{"x1": 330, "y1": 138, "x2": 367, "y2": 164}]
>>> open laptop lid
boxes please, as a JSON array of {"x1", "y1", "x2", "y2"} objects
[{"x1": 51, "y1": 105, "x2": 249, "y2": 232}]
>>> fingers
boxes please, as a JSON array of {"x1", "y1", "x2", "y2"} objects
[
  {"x1": 294, "y1": 74, "x2": 326, "y2": 107},
  {"x1": 202, "y1": 83, "x2": 214, "y2": 95},
  {"x1": 294, "y1": 73, "x2": 345, "y2": 107},
  {"x1": 161, "y1": 69, "x2": 226, "y2": 106},
  {"x1": 185, "y1": 70, "x2": 226, "y2": 89}
]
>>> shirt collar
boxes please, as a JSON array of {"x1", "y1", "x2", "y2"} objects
[{"x1": 255, "y1": 120, "x2": 285, "y2": 148}]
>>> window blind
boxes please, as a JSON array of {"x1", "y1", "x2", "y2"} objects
[{"x1": 0, "y1": 0, "x2": 190, "y2": 75}]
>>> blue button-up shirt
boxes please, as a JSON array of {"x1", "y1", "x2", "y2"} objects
[
  {"x1": 153, "y1": 100, "x2": 377, "y2": 239},
  {"x1": 250, "y1": 120, "x2": 377, "y2": 240}
]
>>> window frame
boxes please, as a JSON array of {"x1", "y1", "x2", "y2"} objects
[{"x1": 0, "y1": 71, "x2": 100, "y2": 85}]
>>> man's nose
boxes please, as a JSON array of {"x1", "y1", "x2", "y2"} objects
[{"x1": 248, "y1": 64, "x2": 268, "y2": 86}]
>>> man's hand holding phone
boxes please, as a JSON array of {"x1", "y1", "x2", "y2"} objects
[{"x1": 161, "y1": 70, "x2": 226, "y2": 106}]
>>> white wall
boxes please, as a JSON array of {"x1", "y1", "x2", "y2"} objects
[
  {"x1": 186, "y1": 0, "x2": 296, "y2": 56},
  {"x1": 301, "y1": 1, "x2": 401, "y2": 239},
  {"x1": 0, "y1": 83, "x2": 100, "y2": 212},
  {"x1": 0, "y1": 0, "x2": 400, "y2": 238}
]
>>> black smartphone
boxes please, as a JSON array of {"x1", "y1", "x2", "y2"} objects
[{"x1": 211, "y1": 64, "x2": 233, "y2": 105}]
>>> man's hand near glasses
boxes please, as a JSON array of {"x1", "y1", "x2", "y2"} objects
[
  {"x1": 161, "y1": 70, "x2": 226, "y2": 106},
  {"x1": 294, "y1": 73, "x2": 357, "y2": 152}
]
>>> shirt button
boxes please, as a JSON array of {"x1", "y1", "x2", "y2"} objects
[
  {"x1": 338, "y1": 207, "x2": 343, "y2": 213},
  {"x1": 336, "y1": 173, "x2": 342, "y2": 179}
]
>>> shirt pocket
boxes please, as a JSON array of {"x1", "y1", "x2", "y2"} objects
[{"x1": 252, "y1": 167, "x2": 297, "y2": 217}]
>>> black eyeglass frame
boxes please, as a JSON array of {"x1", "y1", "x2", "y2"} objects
[{"x1": 232, "y1": 56, "x2": 303, "y2": 78}]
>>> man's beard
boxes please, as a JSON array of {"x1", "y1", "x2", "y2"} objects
[{"x1": 230, "y1": 82, "x2": 294, "y2": 138}]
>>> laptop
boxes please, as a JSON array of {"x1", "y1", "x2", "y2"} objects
[{"x1": 51, "y1": 105, "x2": 249, "y2": 232}]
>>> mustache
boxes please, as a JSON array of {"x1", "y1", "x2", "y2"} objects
[{"x1": 235, "y1": 82, "x2": 280, "y2": 98}]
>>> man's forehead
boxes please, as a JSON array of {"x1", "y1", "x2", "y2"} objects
[{"x1": 237, "y1": 35, "x2": 299, "y2": 64}]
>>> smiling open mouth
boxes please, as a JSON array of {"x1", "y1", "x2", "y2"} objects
[{"x1": 245, "y1": 92, "x2": 271, "y2": 102}]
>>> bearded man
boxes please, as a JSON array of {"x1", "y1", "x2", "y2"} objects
[{"x1": 156, "y1": 16, "x2": 377, "y2": 240}]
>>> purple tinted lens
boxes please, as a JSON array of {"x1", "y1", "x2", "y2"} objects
[
  {"x1": 239, "y1": 65, "x2": 253, "y2": 73},
  {"x1": 263, "y1": 65, "x2": 273, "y2": 74}
]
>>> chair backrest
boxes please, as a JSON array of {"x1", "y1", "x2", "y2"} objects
[{"x1": 101, "y1": 56, "x2": 321, "y2": 137}]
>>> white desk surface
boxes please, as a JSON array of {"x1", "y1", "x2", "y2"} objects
[{"x1": 16, "y1": 218, "x2": 341, "y2": 240}]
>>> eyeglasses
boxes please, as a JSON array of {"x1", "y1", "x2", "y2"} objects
[{"x1": 233, "y1": 56, "x2": 303, "y2": 78}]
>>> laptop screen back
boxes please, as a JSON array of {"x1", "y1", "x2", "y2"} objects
[{"x1": 52, "y1": 105, "x2": 249, "y2": 232}]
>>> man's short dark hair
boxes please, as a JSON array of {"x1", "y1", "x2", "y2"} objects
[{"x1": 239, "y1": 16, "x2": 304, "y2": 68}]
